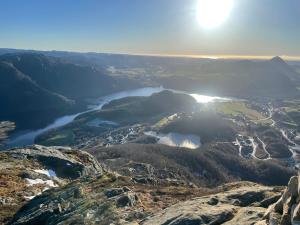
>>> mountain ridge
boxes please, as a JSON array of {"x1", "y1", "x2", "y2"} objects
[
  {"x1": 0, "y1": 61, "x2": 75, "y2": 130},
  {"x1": 0, "y1": 53, "x2": 141, "y2": 131}
]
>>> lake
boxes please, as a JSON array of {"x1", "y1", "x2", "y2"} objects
[{"x1": 6, "y1": 86, "x2": 230, "y2": 148}]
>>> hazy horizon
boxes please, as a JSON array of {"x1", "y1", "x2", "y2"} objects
[
  {"x1": 1, "y1": 0, "x2": 300, "y2": 59},
  {"x1": 2, "y1": 47, "x2": 300, "y2": 62}
]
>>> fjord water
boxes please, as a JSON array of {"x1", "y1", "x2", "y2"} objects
[
  {"x1": 6, "y1": 87, "x2": 230, "y2": 148},
  {"x1": 6, "y1": 87, "x2": 164, "y2": 147}
]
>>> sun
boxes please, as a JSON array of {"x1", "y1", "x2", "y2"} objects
[{"x1": 197, "y1": 0, "x2": 233, "y2": 28}]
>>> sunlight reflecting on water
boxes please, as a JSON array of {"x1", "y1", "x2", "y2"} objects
[
  {"x1": 145, "y1": 131, "x2": 201, "y2": 149},
  {"x1": 190, "y1": 94, "x2": 230, "y2": 103}
]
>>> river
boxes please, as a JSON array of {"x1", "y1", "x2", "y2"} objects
[{"x1": 5, "y1": 87, "x2": 230, "y2": 148}]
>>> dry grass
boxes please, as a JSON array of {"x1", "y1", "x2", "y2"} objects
[
  {"x1": 0, "y1": 172, "x2": 28, "y2": 224},
  {"x1": 215, "y1": 102, "x2": 267, "y2": 122}
]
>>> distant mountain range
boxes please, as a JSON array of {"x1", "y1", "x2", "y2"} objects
[
  {"x1": 2, "y1": 48, "x2": 299, "y2": 98},
  {"x1": 157, "y1": 56, "x2": 300, "y2": 98},
  {"x1": 0, "y1": 48, "x2": 299, "y2": 131}
]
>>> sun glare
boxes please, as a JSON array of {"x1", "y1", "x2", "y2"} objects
[{"x1": 197, "y1": 0, "x2": 233, "y2": 28}]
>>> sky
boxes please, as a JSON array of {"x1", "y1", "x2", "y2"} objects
[{"x1": 0, "y1": 0, "x2": 300, "y2": 59}]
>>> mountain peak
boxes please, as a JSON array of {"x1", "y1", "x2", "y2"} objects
[{"x1": 270, "y1": 56, "x2": 286, "y2": 64}]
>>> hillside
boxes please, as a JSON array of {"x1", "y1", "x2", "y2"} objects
[
  {"x1": 0, "y1": 53, "x2": 139, "y2": 100},
  {"x1": 0, "y1": 62, "x2": 75, "y2": 129},
  {"x1": 0, "y1": 144, "x2": 295, "y2": 225},
  {"x1": 36, "y1": 91, "x2": 198, "y2": 146},
  {"x1": 0, "y1": 53, "x2": 141, "y2": 131},
  {"x1": 87, "y1": 143, "x2": 294, "y2": 187},
  {"x1": 157, "y1": 57, "x2": 300, "y2": 98},
  {"x1": 35, "y1": 89, "x2": 300, "y2": 167},
  {"x1": 90, "y1": 90, "x2": 197, "y2": 123}
]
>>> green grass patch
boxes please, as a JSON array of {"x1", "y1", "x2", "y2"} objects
[
  {"x1": 38, "y1": 130, "x2": 75, "y2": 146},
  {"x1": 153, "y1": 117, "x2": 169, "y2": 128},
  {"x1": 282, "y1": 107, "x2": 300, "y2": 113},
  {"x1": 214, "y1": 101, "x2": 268, "y2": 122}
]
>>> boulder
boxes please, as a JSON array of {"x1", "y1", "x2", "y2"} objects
[
  {"x1": 116, "y1": 192, "x2": 139, "y2": 207},
  {"x1": 0, "y1": 145, "x2": 104, "y2": 224},
  {"x1": 259, "y1": 175, "x2": 300, "y2": 225},
  {"x1": 105, "y1": 187, "x2": 131, "y2": 198},
  {"x1": 223, "y1": 207, "x2": 265, "y2": 225},
  {"x1": 288, "y1": 176, "x2": 298, "y2": 198},
  {"x1": 255, "y1": 220, "x2": 268, "y2": 225},
  {"x1": 7, "y1": 145, "x2": 104, "y2": 179},
  {"x1": 207, "y1": 197, "x2": 219, "y2": 205},
  {"x1": 292, "y1": 203, "x2": 300, "y2": 224},
  {"x1": 269, "y1": 212, "x2": 281, "y2": 225}
]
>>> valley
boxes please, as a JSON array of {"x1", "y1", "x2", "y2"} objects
[
  {"x1": 21, "y1": 89, "x2": 298, "y2": 170},
  {"x1": 4, "y1": 87, "x2": 164, "y2": 148},
  {"x1": 2, "y1": 1, "x2": 300, "y2": 224},
  {"x1": 1, "y1": 50, "x2": 300, "y2": 225}
]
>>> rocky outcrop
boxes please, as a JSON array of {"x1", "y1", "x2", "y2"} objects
[
  {"x1": 142, "y1": 182, "x2": 282, "y2": 225},
  {"x1": 1, "y1": 144, "x2": 293, "y2": 225},
  {"x1": 260, "y1": 173, "x2": 300, "y2": 225},
  {"x1": 0, "y1": 145, "x2": 104, "y2": 224},
  {"x1": 7, "y1": 145, "x2": 104, "y2": 179},
  {"x1": 7, "y1": 179, "x2": 283, "y2": 225},
  {"x1": 8, "y1": 173, "x2": 143, "y2": 225}
]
